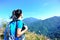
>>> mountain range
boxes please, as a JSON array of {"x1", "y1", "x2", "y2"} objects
[{"x1": 23, "y1": 16, "x2": 60, "y2": 38}]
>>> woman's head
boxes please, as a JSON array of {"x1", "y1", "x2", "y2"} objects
[{"x1": 11, "y1": 9, "x2": 23, "y2": 20}]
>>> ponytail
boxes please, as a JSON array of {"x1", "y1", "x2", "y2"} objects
[{"x1": 10, "y1": 9, "x2": 22, "y2": 21}]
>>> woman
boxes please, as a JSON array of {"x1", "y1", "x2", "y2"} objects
[
  {"x1": 11, "y1": 9, "x2": 28, "y2": 40},
  {"x1": 4, "y1": 9, "x2": 28, "y2": 40}
]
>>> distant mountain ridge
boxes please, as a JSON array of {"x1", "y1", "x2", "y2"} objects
[
  {"x1": 23, "y1": 17, "x2": 40, "y2": 25},
  {"x1": 23, "y1": 16, "x2": 60, "y2": 38},
  {"x1": 23, "y1": 17, "x2": 40, "y2": 22}
]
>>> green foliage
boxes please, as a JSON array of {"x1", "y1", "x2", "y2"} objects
[{"x1": 2, "y1": 23, "x2": 6, "y2": 28}]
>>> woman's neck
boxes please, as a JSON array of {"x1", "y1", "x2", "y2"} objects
[{"x1": 18, "y1": 17, "x2": 22, "y2": 20}]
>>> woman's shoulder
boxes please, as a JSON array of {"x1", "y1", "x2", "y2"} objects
[
  {"x1": 17, "y1": 20, "x2": 22, "y2": 22},
  {"x1": 17, "y1": 20, "x2": 23, "y2": 24}
]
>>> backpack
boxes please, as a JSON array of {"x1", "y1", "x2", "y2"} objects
[
  {"x1": 4, "y1": 21, "x2": 15, "y2": 40},
  {"x1": 4, "y1": 20, "x2": 25, "y2": 40}
]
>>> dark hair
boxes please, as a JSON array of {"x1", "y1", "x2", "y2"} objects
[{"x1": 11, "y1": 9, "x2": 22, "y2": 20}]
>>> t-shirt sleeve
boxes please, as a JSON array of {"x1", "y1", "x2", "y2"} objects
[{"x1": 17, "y1": 20, "x2": 23, "y2": 29}]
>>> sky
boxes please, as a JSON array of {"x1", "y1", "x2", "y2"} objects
[{"x1": 0, "y1": 0, "x2": 60, "y2": 21}]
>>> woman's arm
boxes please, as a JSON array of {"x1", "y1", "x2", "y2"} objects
[{"x1": 17, "y1": 25, "x2": 28, "y2": 37}]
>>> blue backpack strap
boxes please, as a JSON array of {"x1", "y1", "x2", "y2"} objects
[{"x1": 15, "y1": 20, "x2": 18, "y2": 37}]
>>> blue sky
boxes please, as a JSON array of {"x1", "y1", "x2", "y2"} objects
[{"x1": 0, "y1": 0, "x2": 60, "y2": 21}]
